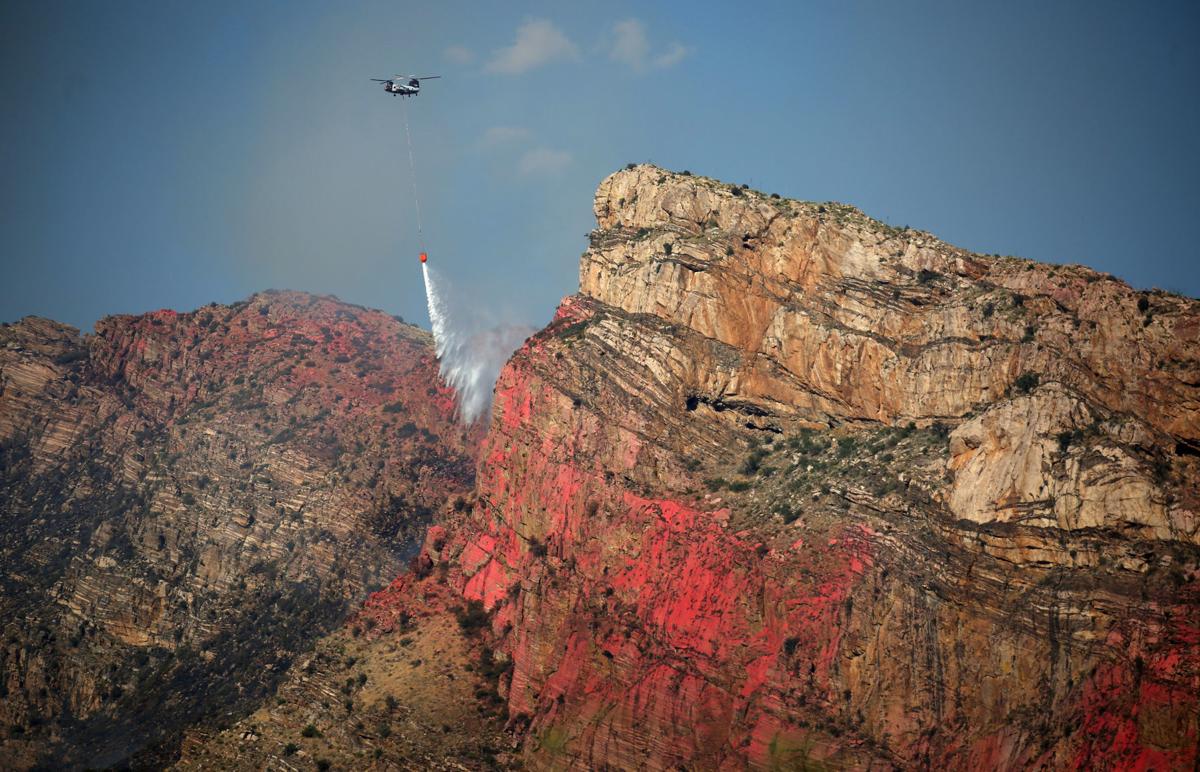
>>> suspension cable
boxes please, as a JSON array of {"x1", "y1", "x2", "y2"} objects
[{"x1": 401, "y1": 99, "x2": 424, "y2": 250}]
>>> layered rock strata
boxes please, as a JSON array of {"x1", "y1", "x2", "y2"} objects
[
  {"x1": 436, "y1": 166, "x2": 1199, "y2": 769},
  {"x1": 0, "y1": 291, "x2": 474, "y2": 767}
]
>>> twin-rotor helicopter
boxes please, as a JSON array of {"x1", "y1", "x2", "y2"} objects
[{"x1": 370, "y1": 74, "x2": 440, "y2": 97}]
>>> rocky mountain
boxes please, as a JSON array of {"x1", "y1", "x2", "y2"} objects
[
  {"x1": 8, "y1": 166, "x2": 1199, "y2": 771},
  {"x1": 423, "y1": 167, "x2": 1199, "y2": 769},
  {"x1": 185, "y1": 165, "x2": 1199, "y2": 771},
  {"x1": 0, "y1": 291, "x2": 476, "y2": 767}
]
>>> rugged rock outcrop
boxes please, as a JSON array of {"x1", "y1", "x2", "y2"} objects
[
  {"x1": 44, "y1": 166, "x2": 1200, "y2": 771},
  {"x1": 429, "y1": 166, "x2": 1199, "y2": 769},
  {"x1": 0, "y1": 291, "x2": 475, "y2": 767}
]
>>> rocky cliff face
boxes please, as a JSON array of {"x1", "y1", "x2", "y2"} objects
[
  {"x1": 0, "y1": 291, "x2": 475, "y2": 767},
  {"x1": 429, "y1": 167, "x2": 1199, "y2": 768},
  {"x1": 45, "y1": 167, "x2": 1199, "y2": 771}
]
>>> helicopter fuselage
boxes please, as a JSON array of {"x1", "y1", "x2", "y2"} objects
[{"x1": 383, "y1": 81, "x2": 420, "y2": 96}]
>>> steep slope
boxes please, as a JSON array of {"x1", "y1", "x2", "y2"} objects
[
  {"x1": 0, "y1": 291, "x2": 475, "y2": 768},
  {"x1": 173, "y1": 560, "x2": 516, "y2": 770},
  {"x1": 431, "y1": 166, "x2": 1200, "y2": 769}
]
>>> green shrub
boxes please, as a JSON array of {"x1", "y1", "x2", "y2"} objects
[
  {"x1": 456, "y1": 600, "x2": 489, "y2": 635},
  {"x1": 301, "y1": 723, "x2": 320, "y2": 738},
  {"x1": 1057, "y1": 429, "x2": 1083, "y2": 452},
  {"x1": 1013, "y1": 372, "x2": 1040, "y2": 394},
  {"x1": 283, "y1": 742, "x2": 299, "y2": 756}
]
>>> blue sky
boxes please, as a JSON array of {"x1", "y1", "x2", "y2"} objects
[{"x1": 2, "y1": 1, "x2": 1198, "y2": 332}]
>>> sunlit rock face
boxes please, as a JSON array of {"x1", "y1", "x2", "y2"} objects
[
  {"x1": 0, "y1": 291, "x2": 476, "y2": 768},
  {"x1": 432, "y1": 166, "x2": 1198, "y2": 769}
]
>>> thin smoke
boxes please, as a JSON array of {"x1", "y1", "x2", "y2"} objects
[{"x1": 422, "y1": 264, "x2": 534, "y2": 423}]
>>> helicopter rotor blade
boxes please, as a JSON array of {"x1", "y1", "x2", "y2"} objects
[{"x1": 411, "y1": 76, "x2": 440, "y2": 80}]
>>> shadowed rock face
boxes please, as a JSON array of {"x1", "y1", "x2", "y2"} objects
[
  {"x1": 0, "y1": 291, "x2": 475, "y2": 767},
  {"x1": 429, "y1": 167, "x2": 1198, "y2": 769}
]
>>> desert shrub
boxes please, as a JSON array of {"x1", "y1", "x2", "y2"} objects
[
  {"x1": 1137, "y1": 296, "x2": 1149, "y2": 312},
  {"x1": 1013, "y1": 372, "x2": 1040, "y2": 394},
  {"x1": 1057, "y1": 429, "x2": 1083, "y2": 452},
  {"x1": 741, "y1": 448, "x2": 768, "y2": 475},
  {"x1": 456, "y1": 600, "x2": 489, "y2": 635},
  {"x1": 301, "y1": 723, "x2": 320, "y2": 738}
]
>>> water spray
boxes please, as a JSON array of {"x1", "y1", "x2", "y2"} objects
[{"x1": 401, "y1": 88, "x2": 531, "y2": 424}]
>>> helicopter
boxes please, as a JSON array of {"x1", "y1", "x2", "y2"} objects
[{"x1": 370, "y1": 75, "x2": 440, "y2": 97}]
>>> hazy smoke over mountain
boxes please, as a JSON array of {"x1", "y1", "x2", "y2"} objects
[{"x1": 422, "y1": 263, "x2": 534, "y2": 423}]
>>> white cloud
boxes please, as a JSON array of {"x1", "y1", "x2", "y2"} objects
[
  {"x1": 608, "y1": 18, "x2": 691, "y2": 71},
  {"x1": 611, "y1": 19, "x2": 650, "y2": 69},
  {"x1": 486, "y1": 19, "x2": 579, "y2": 75},
  {"x1": 478, "y1": 126, "x2": 531, "y2": 148},
  {"x1": 443, "y1": 45, "x2": 475, "y2": 65},
  {"x1": 652, "y1": 42, "x2": 691, "y2": 69},
  {"x1": 518, "y1": 148, "x2": 572, "y2": 176}
]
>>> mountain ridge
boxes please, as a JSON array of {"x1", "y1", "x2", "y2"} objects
[{"x1": 4, "y1": 166, "x2": 1197, "y2": 770}]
